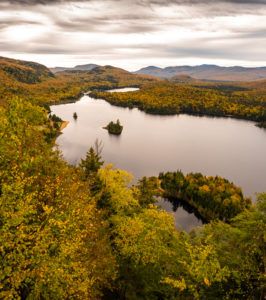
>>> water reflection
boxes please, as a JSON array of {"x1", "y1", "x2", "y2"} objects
[
  {"x1": 50, "y1": 87, "x2": 266, "y2": 229},
  {"x1": 107, "y1": 87, "x2": 140, "y2": 93},
  {"x1": 157, "y1": 198, "x2": 204, "y2": 232}
]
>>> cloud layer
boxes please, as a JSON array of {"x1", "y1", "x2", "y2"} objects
[
  {"x1": 4, "y1": 0, "x2": 266, "y2": 4},
  {"x1": 0, "y1": 0, "x2": 265, "y2": 69}
]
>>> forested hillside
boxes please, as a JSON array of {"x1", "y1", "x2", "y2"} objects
[
  {"x1": 0, "y1": 99, "x2": 265, "y2": 299},
  {"x1": 0, "y1": 56, "x2": 158, "y2": 106},
  {"x1": 91, "y1": 81, "x2": 266, "y2": 124},
  {"x1": 0, "y1": 56, "x2": 54, "y2": 84},
  {"x1": 0, "y1": 57, "x2": 265, "y2": 299}
]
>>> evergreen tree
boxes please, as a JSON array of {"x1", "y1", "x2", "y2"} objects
[{"x1": 79, "y1": 139, "x2": 104, "y2": 180}]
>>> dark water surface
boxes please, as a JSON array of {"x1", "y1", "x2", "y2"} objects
[{"x1": 51, "y1": 88, "x2": 266, "y2": 230}]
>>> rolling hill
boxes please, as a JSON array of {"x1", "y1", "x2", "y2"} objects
[
  {"x1": 135, "y1": 64, "x2": 266, "y2": 82},
  {"x1": 0, "y1": 56, "x2": 158, "y2": 106},
  {"x1": 0, "y1": 56, "x2": 54, "y2": 84},
  {"x1": 50, "y1": 63, "x2": 99, "y2": 73}
]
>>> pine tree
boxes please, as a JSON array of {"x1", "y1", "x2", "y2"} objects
[{"x1": 79, "y1": 140, "x2": 104, "y2": 179}]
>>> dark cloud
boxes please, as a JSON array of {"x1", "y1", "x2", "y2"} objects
[
  {"x1": 53, "y1": 16, "x2": 160, "y2": 33},
  {"x1": 3, "y1": 0, "x2": 266, "y2": 5},
  {"x1": 0, "y1": 20, "x2": 41, "y2": 30},
  {"x1": 147, "y1": 0, "x2": 266, "y2": 4},
  {"x1": 2, "y1": 32, "x2": 264, "y2": 63},
  {"x1": 4, "y1": 0, "x2": 72, "y2": 4},
  {"x1": 0, "y1": 0, "x2": 265, "y2": 67}
]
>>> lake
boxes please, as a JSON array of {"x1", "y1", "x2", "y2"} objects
[{"x1": 51, "y1": 87, "x2": 266, "y2": 231}]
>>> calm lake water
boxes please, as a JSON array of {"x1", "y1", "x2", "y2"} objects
[{"x1": 51, "y1": 87, "x2": 266, "y2": 231}]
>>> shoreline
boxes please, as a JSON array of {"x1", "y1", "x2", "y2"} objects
[
  {"x1": 50, "y1": 88, "x2": 264, "y2": 128},
  {"x1": 89, "y1": 93, "x2": 262, "y2": 125},
  {"x1": 60, "y1": 121, "x2": 69, "y2": 131}
]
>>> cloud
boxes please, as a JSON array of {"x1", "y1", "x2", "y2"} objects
[
  {"x1": 3, "y1": 0, "x2": 71, "y2": 4},
  {"x1": 53, "y1": 17, "x2": 160, "y2": 34},
  {"x1": 0, "y1": 0, "x2": 265, "y2": 68},
  {"x1": 0, "y1": 20, "x2": 42, "y2": 30},
  {"x1": 3, "y1": 0, "x2": 266, "y2": 4},
  {"x1": 148, "y1": 0, "x2": 266, "y2": 4}
]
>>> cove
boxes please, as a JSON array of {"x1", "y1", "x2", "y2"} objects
[{"x1": 51, "y1": 87, "x2": 266, "y2": 230}]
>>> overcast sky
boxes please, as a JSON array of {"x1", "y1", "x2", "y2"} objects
[{"x1": 0, "y1": 0, "x2": 265, "y2": 70}]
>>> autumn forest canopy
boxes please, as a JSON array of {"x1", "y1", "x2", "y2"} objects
[{"x1": 0, "y1": 56, "x2": 265, "y2": 299}]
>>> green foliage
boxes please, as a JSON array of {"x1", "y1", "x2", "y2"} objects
[
  {"x1": 159, "y1": 171, "x2": 251, "y2": 222},
  {"x1": 111, "y1": 207, "x2": 181, "y2": 299},
  {"x1": 48, "y1": 113, "x2": 63, "y2": 132},
  {"x1": 91, "y1": 81, "x2": 266, "y2": 123},
  {"x1": 79, "y1": 141, "x2": 104, "y2": 180},
  {"x1": 0, "y1": 59, "x2": 265, "y2": 299},
  {"x1": 193, "y1": 193, "x2": 266, "y2": 298},
  {"x1": 134, "y1": 176, "x2": 161, "y2": 207},
  {"x1": 104, "y1": 119, "x2": 123, "y2": 135},
  {"x1": 163, "y1": 241, "x2": 230, "y2": 299},
  {"x1": 0, "y1": 56, "x2": 54, "y2": 84},
  {"x1": 94, "y1": 166, "x2": 258, "y2": 300},
  {"x1": 0, "y1": 99, "x2": 116, "y2": 299},
  {"x1": 96, "y1": 165, "x2": 139, "y2": 215},
  {"x1": 0, "y1": 99, "x2": 264, "y2": 299},
  {"x1": 0, "y1": 56, "x2": 157, "y2": 107},
  {"x1": 50, "y1": 113, "x2": 63, "y2": 123}
]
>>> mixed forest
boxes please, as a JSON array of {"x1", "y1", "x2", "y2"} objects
[
  {"x1": 91, "y1": 80, "x2": 266, "y2": 126},
  {"x1": 0, "y1": 56, "x2": 265, "y2": 299}
]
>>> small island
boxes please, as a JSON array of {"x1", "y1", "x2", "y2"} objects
[{"x1": 104, "y1": 119, "x2": 123, "y2": 135}]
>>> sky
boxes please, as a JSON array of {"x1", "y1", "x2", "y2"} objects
[{"x1": 0, "y1": 0, "x2": 265, "y2": 70}]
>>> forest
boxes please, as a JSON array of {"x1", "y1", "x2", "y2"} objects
[
  {"x1": 0, "y1": 57, "x2": 157, "y2": 106},
  {"x1": 0, "y1": 56, "x2": 265, "y2": 299},
  {"x1": 158, "y1": 171, "x2": 251, "y2": 222},
  {"x1": 91, "y1": 80, "x2": 266, "y2": 125}
]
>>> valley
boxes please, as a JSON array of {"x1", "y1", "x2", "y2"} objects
[{"x1": 0, "y1": 56, "x2": 265, "y2": 299}]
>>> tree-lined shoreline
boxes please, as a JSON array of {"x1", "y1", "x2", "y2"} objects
[{"x1": 0, "y1": 56, "x2": 265, "y2": 299}]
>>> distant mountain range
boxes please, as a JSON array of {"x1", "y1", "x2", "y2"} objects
[
  {"x1": 48, "y1": 62, "x2": 266, "y2": 81},
  {"x1": 50, "y1": 64, "x2": 99, "y2": 73},
  {"x1": 134, "y1": 64, "x2": 266, "y2": 82},
  {"x1": 0, "y1": 56, "x2": 156, "y2": 89}
]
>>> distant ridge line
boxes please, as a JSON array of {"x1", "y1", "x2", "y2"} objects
[{"x1": 134, "y1": 64, "x2": 266, "y2": 81}]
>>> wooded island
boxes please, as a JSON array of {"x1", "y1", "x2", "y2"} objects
[{"x1": 104, "y1": 119, "x2": 123, "y2": 135}]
